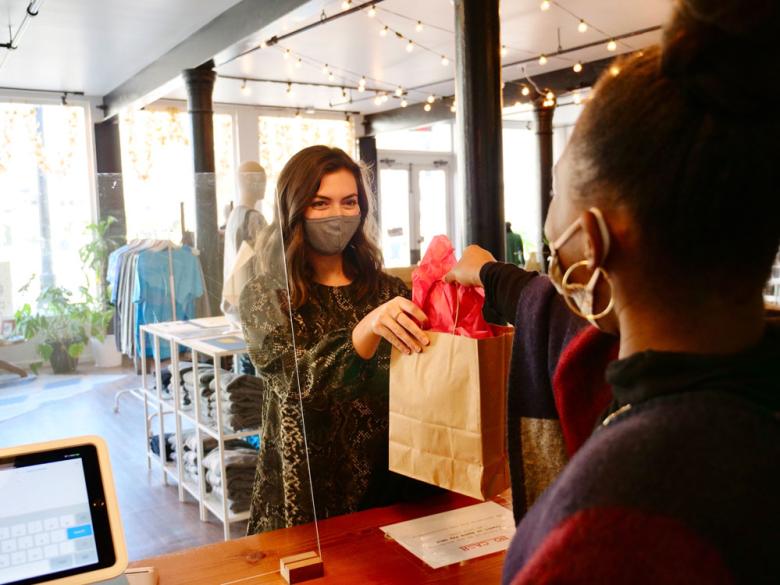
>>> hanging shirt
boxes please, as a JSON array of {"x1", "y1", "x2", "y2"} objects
[{"x1": 133, "y1": 246, "x2": 204, "y2": 358}]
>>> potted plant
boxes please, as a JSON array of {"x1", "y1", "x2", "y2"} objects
[
  {"x1": 14, "y1": 285, "x2": 90, "y2": 374},
  {"x1": 80, "y1": 216, "x2": 123, "y2": 367}
]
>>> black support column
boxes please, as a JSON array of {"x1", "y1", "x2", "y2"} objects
[
  {"x1": 183, "y1": 63, "x2": 221, "y2": 314},
  {"x1": 454, "y1": 0, "x2": 505, "y2": 260},
  {"x1": 534, "y1": 102, "x2": 555, "y2": 271},
  {"x1": 94, "y1": 118, "x2": 128, "y2": 245}
]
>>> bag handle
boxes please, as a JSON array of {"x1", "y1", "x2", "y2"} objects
[{"x1": 452, "y1": 286, "x2": 460, "y2": 334}]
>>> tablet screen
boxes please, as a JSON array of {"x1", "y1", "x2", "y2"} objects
[{"x1": 0, "y1": 444, "x2": 117, "y2": 585}]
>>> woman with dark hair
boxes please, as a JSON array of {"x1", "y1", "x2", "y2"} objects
[
  {"x1": 239, "y1": 145, "x2": 430, "y2": 534},
  {"x1": 448, "y1": 0, "x2": 780, "y2": 582}
]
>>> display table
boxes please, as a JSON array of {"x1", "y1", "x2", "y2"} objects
[
  {"x1": 129, "y1": 492, "x2": 512, "y2": 584},
  {"x1": 129, "y1": 316, "x2": 253, "y2": 540}
]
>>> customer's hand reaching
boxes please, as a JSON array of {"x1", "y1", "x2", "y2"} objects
[{"x1": 444, "y1": 245, "x2": 496, "y2": 287}]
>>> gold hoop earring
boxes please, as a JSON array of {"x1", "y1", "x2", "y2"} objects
[{"x1": 560, "y1": 259, "x2": 615, "y2": 322}]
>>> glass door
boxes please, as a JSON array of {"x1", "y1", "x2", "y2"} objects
[
  {"x1": 378, "y1": 166, "x2": 412, "y2": 268},
  {"x1": 378, "y1": 154, "x2": 454, "y2": 267}
]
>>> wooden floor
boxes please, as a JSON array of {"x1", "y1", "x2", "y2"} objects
[{"x1": 0, "y1": 364, "x2": 247, "y2": 560}]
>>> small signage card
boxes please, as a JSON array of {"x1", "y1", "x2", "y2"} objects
[{"x1": 380, "y1": 501, "x2": 516, "y2": 569}]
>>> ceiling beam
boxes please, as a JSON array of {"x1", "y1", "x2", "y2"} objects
[
  {"x1": 363, "y1": 55, "x2": 618, "y2": 135},
  {"x1": 101, "y1": 0, "x2": 313, "y2": 119}
]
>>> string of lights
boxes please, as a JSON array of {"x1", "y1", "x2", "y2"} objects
[
  {"x1": 542, "y1": 0, "x2": 630, "y2": 53},
  {"x1": 369, "y1": 12, "x2": 454, "y2": 67},
  {"x1": 218, "y1": 0, "x2": 654, "y2": 114}
]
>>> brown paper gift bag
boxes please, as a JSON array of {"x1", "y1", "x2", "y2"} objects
[{"x1": 388, "y1": 327, "x2": 514, "y2": 500}]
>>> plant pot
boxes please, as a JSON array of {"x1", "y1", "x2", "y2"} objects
[
  {"x1": 49, "y1": 342, "x2": 79, "y2": 374},
  {"x1": 90, "y1": 335, "x2": 122, "y2": 368}
]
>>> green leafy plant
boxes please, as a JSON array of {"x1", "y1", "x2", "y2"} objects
[
  {"x1": 14, "y1": 283, "x2": 90, "y2": 374},
  {"x1": 79, "y1": 216, "x2": 119, "y2": 340}
]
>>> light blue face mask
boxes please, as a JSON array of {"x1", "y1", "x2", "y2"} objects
[{"x1": 304, "y1": 215, "x2": 362, "y2": 256}]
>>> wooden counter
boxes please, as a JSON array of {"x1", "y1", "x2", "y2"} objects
[{"x1": 130, "y1": 492, "x2": 511, "y2": 584}]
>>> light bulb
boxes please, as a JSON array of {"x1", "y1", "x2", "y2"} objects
[
  {"x1": 541, "y1": 1, "x2": 551, "y2": 11},
  {"x1": 295, "y1": 58, "x2": 302, "y2": 68},
  {"x1": 401, "y1": 99, "x2": 408, "y2": 108},
  {"x1": 607, "y1": 39, "x2": 617, "y2": 52},
  {"x1": 578, "y1": 20, "x2": 588, "y2": 33},
  {"x1": 381, "y1": 93, "x2": 389, "y2": 103},
  {"x1": 328, "y1": 72, "x2": 335, "y2": 81},
  {"x1": 283, "y1": 49, "x2": 291, "y2": 60},
  {"x1": 539, "y1": 54, "x2": 548, "y2": 65},
  {"x1": 367, "y1": 5, "x2": 376, "y2": 17},
  {"x1": 416, "y1": 21, "x2": 424, "y2": 32},
  {"x1": 240, "y1": 80, "x2": 250, "y2": 96},
  {"x1": 380, "y1": 26, "x2": 388, "y2": 37},
  {"x1": 260, "y1": 40, "x2": 267, "y2": 49},
  {"x1": 521, "y1": 86, "x2": 530, "y2": 96},
  {"x1": 374, "y1": 94, "x2": 383, "y2": 106},
  {"x1": 573, "y1": 91, "x2": 582, "y2": 105},
  {"x1": 395, "y1": 86, "x2": 404, "y2": 97},
  {"x1": 610, "y1": 65, "x2": 621, "y2": 76},
  {"x1": 286, "y1": 85, "x2": 294, "y2": 98},
  {"x1": 450, "y1": 103, "x2": 456, "y2": 113},
  {"x1": 543, "y1": 99, "x2": 554, "y2": 107},
  {"x1": 424, "y1": 103, "x2": 432, "y2": 112},
  {"x1": 501, "y1": 45, "x2": 509, "y2": 57},
  {"x1": 342, "y1": 0, "x2": 351, "y2": 9},
  {"x1": 513, "y1": 100, "x2": 521, "y2": 108},
  {"x1": 573, "y1": 61, "x2": 583, "y2": 73},
  {"x1": 427, "y1": 94, "x2": 435, "y2": 104},
  {"x1": 358, "y1": 77, "x2": 366, "y2": 92},
  {"x1": 441, "y1": 55, "x2": 449, "y2": 66},
  {"x1": 406, "y1": 40, "x2": 414, "y2": 52},
  {"x1": 546, "y1": 90, "x2": 554, "y2": 100}
]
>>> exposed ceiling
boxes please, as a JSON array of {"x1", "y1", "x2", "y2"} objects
[
  {"x1": 0, "y1": 0, "x2": 244, "y2": 95},
  {"x1": 165, "y1": 0, "x2": 672, "y2": 113},
  {"x1": 0, "y1": 0, "x2": 673, "y2": 114}
]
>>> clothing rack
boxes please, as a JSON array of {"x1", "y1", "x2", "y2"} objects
[{"x1": 107, "y1": 239, "x2": 209, "y2": 369}]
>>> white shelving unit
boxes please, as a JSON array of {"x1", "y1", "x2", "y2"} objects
[{"x1": 134, "y1": 316, "x2": 255, "y2": 540}]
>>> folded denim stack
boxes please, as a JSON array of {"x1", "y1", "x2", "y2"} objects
[
  {"x1": 182, "y1": 365, "x2": 231, "y2": 415},
  {"x1": 155, "y1": 361, "x2": 203, "y2": 409},
  {"x1": 206, "y1": 373, "x2": 264, "y2": 432},
  {"x1": 170, "y1": 431, "x2": 218, "y2": 481},
  {"x1": 202, "y1": 447, "x2": 258, "y2": 512},
  {"x1": 149, "y1": 433, "x2": 175, "y2": 462}
]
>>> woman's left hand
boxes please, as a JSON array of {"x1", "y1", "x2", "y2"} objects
[{"x1": 353, "y1": 296, "x2": 430, "y2": 359}]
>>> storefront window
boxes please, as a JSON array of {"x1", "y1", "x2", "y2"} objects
[
  {"x1": 257, "y1": 115, "x2": 355, "y2": 219},
  {"x1": 119, "y1": 109, "x2": 236, "y2": 241},
  {"x1": 0, "y1": 103, "x2": 92, "y2": 316}
]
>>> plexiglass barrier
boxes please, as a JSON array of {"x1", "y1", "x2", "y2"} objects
[{"x1": 101, "y1": 170, "x2": 322, "y2": 566}]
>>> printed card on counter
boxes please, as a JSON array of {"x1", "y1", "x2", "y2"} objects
[{"x1": 380, "y1": 501, "x2": 516, "y2": 569}]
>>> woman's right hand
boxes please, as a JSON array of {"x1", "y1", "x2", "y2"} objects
[
  {"x1": 367, "y1": 296, "x2": 430, "y2": 355},
  {"x1": 444, "y1": 245, "x2": 496, "y2": 287},
  {"x1": 353, "y1": 296, "x2": 429, "y2": 358}
]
